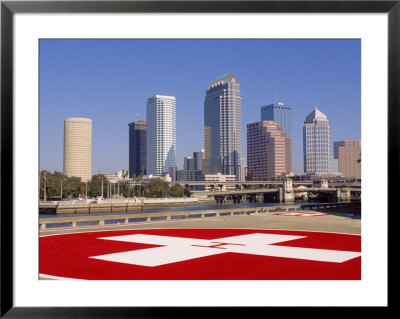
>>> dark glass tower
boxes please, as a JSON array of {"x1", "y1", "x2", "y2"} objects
[
  {"x1": 193, "y1": 149, "x2": 204, "y2": 171},
  {"x1": 128, "y1": 121, "x2": 147, "y2": 178}
]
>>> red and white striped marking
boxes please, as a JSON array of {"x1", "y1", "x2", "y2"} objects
[
  {"x1": 272, "y1": 212, "x2": 327, "y2": 217},
  {"x1": 39, "y1": 228, "x2": 361, "y2": 280}
]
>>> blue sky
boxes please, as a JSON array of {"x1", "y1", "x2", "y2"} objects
[{"x1": 39, "y1": 39, "x2": 361, "y2": 175}]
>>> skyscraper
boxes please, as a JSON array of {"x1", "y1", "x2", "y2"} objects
[
  {"x1": 203, "y1": 73, "x2": 243, "y2": 181},
  {"x1": 334, "y1": 140, "x2": 361, "y2": 177},
  {"x1": 261, "y1": 102, "x2": 292, "y2": 139},
  {"x1": 177, "y1": 149, "x2": 205, "y2": 183},
  {"x1": 63, "y1": 118, "x2": 92, "y2": 182},
  {"x1": 183, "y1": 156, "x2": 195, "y2": 170},
  {"x1": 193, "y1": 149, "x2": 204, "y2": 171},
  {"x1": 247, "y1": 121, "x2": 291, "y2": 180},
  {"x1": 128, "y1": 120, "x2": 147, "y2": 178},
  {"x1": 146, "y1": 95, "x2": 176, "y2": 176},
  {"x1": 303, "y1": 107, "x2": 331, "y2": 175}
]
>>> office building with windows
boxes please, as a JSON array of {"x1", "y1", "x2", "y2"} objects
[
  {"x1": 247, "y1": 121, "x2": 291, "y2": 180},
  {"x1": 203, "y1": 73, "x2": 243, "y2": 181},
  {"x1": 177, "y1": 170, "x2": 204, "y2": 182},
  {"x1": 303, "y1": 107, "x2": 331, "y2": 175},
  {"x1": 146, "y1": 95, "x2": 176, "y2": 176},
  {"x1": 177, "y1": 149, "x2": 205, "y2": 182},
  {"x1": 128, "y1": 120, "x2": 147, "y2": 178},
  {"x1": 334, "y1": 140, "x2": 361, "y2": 177},
  {"x1": 193, "y1": 149, "x2": 204, "y2": 172},
  {"x1": 183, "y1": 156, "x2": 195, "y2": 170},
  {"x1": 261, "y1": 102, "x2": 292, "y2": 139},
  {"x1": 63, "y1": 117, "x2": 92, "y2": 182}
]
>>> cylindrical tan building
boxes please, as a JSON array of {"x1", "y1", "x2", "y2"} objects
[{"x1": 63, "y1": 118, "x2": 92, "y2": 182}]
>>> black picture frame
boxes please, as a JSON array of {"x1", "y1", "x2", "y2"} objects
[{"x1": 1, "y1": 0, "x2": 396, "y2": 317}]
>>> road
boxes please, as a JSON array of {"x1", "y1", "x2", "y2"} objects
[{"x1": 39, "y1": 205, "x2": 361, "y2": 237}]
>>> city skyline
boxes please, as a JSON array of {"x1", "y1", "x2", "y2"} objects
[{"x1": 39, "y1": 39, "x2": 361, "y2": 175}]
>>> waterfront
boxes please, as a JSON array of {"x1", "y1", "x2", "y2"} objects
[{"x1": 39, "y1": 201, "x2": 322, "y2": 219}]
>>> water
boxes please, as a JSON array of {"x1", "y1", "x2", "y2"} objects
[{"x1": 39, "y1": 201, "x2": 311, "y2": 219}]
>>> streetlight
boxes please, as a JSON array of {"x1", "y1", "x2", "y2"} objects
[
  {"x1": 101, "y1": 176, "x2": 104, "y2": 198},
  {"x1": 60, "y1": 178, "x2": 66, "y2": 199},
  {"x1": 43, "y1": 171, "x2": 47, "y2": 201}
]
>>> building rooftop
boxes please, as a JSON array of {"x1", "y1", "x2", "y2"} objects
[
  {"x1": 147, "y1": 95, "x2": 176, "y2": 100},
  {"x1": 64, "y1": 117, "x2": 92, "y2": 122},
  {"x1": 128, "y1": 120, "x2": 147, "y2": 126},
  {"x1": 304, "y1": 107, "x2": 328, "y2": 123},
  {"x1": 207, "y1": 73, "x2": 238, "y2": 90}
]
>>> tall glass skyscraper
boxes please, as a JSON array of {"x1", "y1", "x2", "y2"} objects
[
  {"x1": 146, "y1": 95, "x2": 176, "y2": 176},
  {"x1": 261, "y1": 102, "x2": 292, "y2": 139},
  {"x1": 303, "y1": 107, "x2": 331, "y2": 175},
  {"x1": 128, "y1": 120, "x2": 147, "y2": 178},
  {"x1": 203, "y1": 73, "x2": 243, "y2": 181}
]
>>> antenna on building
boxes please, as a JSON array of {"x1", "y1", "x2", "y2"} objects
[
  {"x1": 136, "y1": 105, "x2": 139, "y2": 121},
  {"x1": 274, "y1": 92, "x2": 278, "y2": 104}
]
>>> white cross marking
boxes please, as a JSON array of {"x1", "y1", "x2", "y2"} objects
[{"x1": 90, "y1": 233, "x2": 361, "y2": 267}]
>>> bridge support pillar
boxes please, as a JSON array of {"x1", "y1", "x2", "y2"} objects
[
  {"x1": 215, "y1": 196, "x2": 226, "y2": 204},
  {"x1": 284, "y1": 190, "x2": 295, "y2": 203},
  {"x1": 278, "y1": 188, "x2": 283, "y2": 202},
  {"x1": 282, "y1": 178, "x2": 294, "y2": 203},
  {"x1": 337, "y1": 189, "x2": 351, "y2": 202}
]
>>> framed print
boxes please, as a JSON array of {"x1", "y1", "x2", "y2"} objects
[{"x1": 1, "y1": 0, "x2": 396, "y2": 317}]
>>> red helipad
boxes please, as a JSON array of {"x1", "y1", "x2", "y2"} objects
[{"x1": 39, "y1": 228, "x2": 361, "y2": 280}]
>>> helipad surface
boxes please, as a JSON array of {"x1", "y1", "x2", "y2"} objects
[{"x1": 39, "y1": 211, "x2": 361, "y2": 280}]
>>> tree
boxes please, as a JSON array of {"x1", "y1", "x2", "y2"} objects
[
  {"x1": 183, "y1": 187, "x2": 192, "y2": 197},
  {"x1": 121, "y1": 169, "x2": 129, "y2": 179},
  {"x1": 119, "y1": 181, "x2": 131, "y2": 198},
  {"x1": 39, "y1": 170, "x2": 85, "y2": 199},
  {"x1": 169, "y1": 184, "x2": 185, "y2": 197},
  {"x1": 88, "y1": 174, "x2": 107, "y2": 197},
  {"x1": 144, "y1": 178, "x2": 169, "y2": 198}
]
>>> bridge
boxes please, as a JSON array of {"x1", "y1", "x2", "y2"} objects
[
  {"x1": 198, "y1": 185, "x2": 361, "y2": 204},
  {"x1": 127, "y1": 177, "x2": 361, "y2": 192}
]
